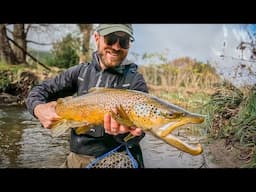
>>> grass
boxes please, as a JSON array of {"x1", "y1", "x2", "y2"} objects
[
  {"x1": 0, "y1": 61, "x2": 28, "y2": 72},
  {"x1": 149, "y1": 85, "x2": 213, "y2": 137},
  {"x1": 150, "y1": 86, "x2": 212, "y2": 112}
]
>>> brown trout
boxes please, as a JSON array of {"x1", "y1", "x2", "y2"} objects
[{"x1": 51, "y1": 87, "x2": 205, "y2": 155}]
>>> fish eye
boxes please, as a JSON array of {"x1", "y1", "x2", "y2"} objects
[
  {"x1": 167, "y1": 111, "x2": 183, "y2": 118},
  {"x1": 161, "y1": 111, "x2": 175, "y2": 118}
]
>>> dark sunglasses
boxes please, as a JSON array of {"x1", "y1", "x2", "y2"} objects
[{"x1": 103, "y1": 33, "x2": 132, "y2": 49}]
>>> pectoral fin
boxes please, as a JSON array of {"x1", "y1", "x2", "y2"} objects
[{"x1": 110, "y1": 105, "x2": 135, "y2": 127}]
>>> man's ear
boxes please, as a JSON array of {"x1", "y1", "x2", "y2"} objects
[{"x1": 94, "y1": 31, "x2": 100, "y2": 42}]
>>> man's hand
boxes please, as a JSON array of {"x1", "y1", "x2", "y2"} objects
[
  {"x1": 103, "y1": 113, "x2": 142, "y2": 136},
  {"x1": 34, "y1": 101, "x2": 61, "y2": 129}
]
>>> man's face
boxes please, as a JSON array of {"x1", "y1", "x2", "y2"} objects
[{"x1": 95, "y1": 31, "x2": 131, "y2": 69}]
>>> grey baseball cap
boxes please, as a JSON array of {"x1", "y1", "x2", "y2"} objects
[{"x1": 96, "y1": 24, "x2": 135, "y2": 41}]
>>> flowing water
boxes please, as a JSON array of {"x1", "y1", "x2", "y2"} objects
[
  {"x1": 0, "y1": 105, "x2": 218, "y2": 168},
  {"x1": 0, "y1": 105, "x2": 69, "y2": 168}
]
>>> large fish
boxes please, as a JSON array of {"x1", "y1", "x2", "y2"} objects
[{"x1": 51, "y1": 87, "x2": 205, "y2": 155}]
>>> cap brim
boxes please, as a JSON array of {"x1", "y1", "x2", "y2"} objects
[{"x1": 98, "y1": 26, "x2": 135, "y2": 41}]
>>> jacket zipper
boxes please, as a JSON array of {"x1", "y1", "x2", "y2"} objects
[{"x1": 95, "y1": 70, "x2": 103, "y2": 87}]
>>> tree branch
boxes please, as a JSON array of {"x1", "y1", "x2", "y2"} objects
[
  {"x1": 26, "y1": 39, "x2": 52, "y2": 46},
  {"x1": 6, "y1": 35, "x2": 51, "y2": 71}
]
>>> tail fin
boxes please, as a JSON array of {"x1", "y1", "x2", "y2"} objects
[{"x1": 50, "y1": 119, "x2": 70, "y2": 137}]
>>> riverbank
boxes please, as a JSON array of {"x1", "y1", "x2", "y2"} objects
[
  {"x1": 207, "y1": 139, "x2": 253, "y2": 168},
  {"x1": 0, "y1": 63, "x2": 59, "y2": 105}
]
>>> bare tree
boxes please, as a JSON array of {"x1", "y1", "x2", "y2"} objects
[
  {"x1": 13, "y1": 24, "x2": 27, "y2": 64},
  {"x1": 1, "y1": 24, "x2": 80, "y2": 69},
  {"x1": 78, "y1": 24, "x2": 93, "y2": 63},
  {"x1": 1, "y1": 24, "x2": 40, "y2": 65},
  {"x1": 0, "y1": 24, "x2": 54, "y2": 67},
  {"x1": 0, "y1": 24, "x2": 16, "y2": 64}
]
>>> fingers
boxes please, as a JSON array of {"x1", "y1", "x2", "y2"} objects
[
  {"x1": 104, "y1": 113, "x2": 122, "y2": 135},
  {"x1": 119, "y1": 125, "x2": 129, "y2": 134},
  {"x1": 104, "y1": 113, "x2": 119, "y2": 134},
  {"x1": 48, "y1": 101, "x2": 61, "y2": 119},
  {"x1": 110, "y1": 115, "x2": 119, "y2": 134},
  {"x1": 104, "y1": 113, "x2": 111, "y2": 133},
  {"x1": 34, "y1": 102, "x2": 61, "y2": 129},
  {"x1": 44, "y1": 102, "x2": 61, "y2": 128},
  {"x1": 103, "y1": 113, "x2": 142, "y2": 136},
  {"x1": 129, "y1": 127, "x2": 142, "y2": 136}
]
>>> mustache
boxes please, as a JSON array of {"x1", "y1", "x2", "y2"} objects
[{"x1": 106, "y1": 48, "x2": 123, "y2": 55}]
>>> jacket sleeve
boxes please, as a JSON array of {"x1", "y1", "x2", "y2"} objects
[
  {"x1": 130, "y1": 71, "x2": 149, "y2": 93},
  {"x1": 25, "y1": 64, "x2": 84, "y2": 117}
]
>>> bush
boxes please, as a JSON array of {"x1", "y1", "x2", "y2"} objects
[{"x1": 46, "y1": 33, "x2": 80, "y2": 69}]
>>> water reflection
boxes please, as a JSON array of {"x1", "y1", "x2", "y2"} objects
[
  {"x1": 0, "y1": 106, "x2": 218, "y2": 168},
  {"x1": 0, "y1": 106, "x2": 24, "y2": 167},
  {"x1": 140, "y1": 131, "x2": 218, "y2": 168},
  {"x1": 0, "y1": 106, "x2": 69, "y2": 168}
]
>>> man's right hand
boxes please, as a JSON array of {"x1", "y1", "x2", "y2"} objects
[{"x1": 34, "y1": 101, "x2": 61, "y2": 129}]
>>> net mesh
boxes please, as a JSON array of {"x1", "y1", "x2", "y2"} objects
[
  {"x1": 89, "y1": 152, "x2": 135, "y2": 168},
  {"x1": 86, "y1": 144, "x2": 138, "y2": 168}
]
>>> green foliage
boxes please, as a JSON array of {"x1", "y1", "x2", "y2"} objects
[
  {"x1": 29, "y1": 49, "x2": 53, "y2": 64},
  {"x1": 0, "y1": 61, "x2": 27, "y2": 73},
  {"x1": 0, "y1": 71, "x2": 11, "y2": 92},
  {"x1": 219, "y1": 86, "x2": 256, "y2": 168},
  {"x1": 46, "y1": 33, "x2": 80, "y2": 69},
  {"x1": 0, "y1": 61, "x2": 25, "y2": 92},
  {"x1": 200, "y1": 82, "x2": 244, "y2": 138},
  {"x1": 228, "y1": 87, "x2": 256, "y2": 145}
]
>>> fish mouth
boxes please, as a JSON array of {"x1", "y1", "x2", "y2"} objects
[
  {"x1": 160, "y1": 116, "x2": 204, "y2": 137},
  {"x1": 152, "y1": 116, "x2": 205, "y2": 156}
]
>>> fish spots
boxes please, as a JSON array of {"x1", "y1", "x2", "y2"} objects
[
  {"x1": 134, "y1": 103, "x2": 151, "y2": 117},
  {"x1": 135, "y1": 103, "x2": 161, "y2": 117},
  {"x1": 53, "y1": 87, "x2": 205, "y2": 155}
]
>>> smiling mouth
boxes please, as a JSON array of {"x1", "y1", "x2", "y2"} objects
[
  {"x1": 107, "y1": 51, "x2": 120, "y2": 57},
  {"x1": 108, "y1": 52, "x2": 118, "y2": 57}
]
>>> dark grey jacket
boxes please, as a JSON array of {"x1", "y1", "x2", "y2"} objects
[{"x1": 26, "y1": 51, "x2": 148, "y2": 167}]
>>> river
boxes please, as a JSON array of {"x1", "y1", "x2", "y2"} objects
[{"x1": 0, "y1": 105, "x2": 218, "y2": 168}]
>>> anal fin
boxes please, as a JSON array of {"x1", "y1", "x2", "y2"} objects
[
  {"x1": 75, "y1": 125, "x2": 92, "y2": 135},
  {"x1": 50, "y1": 119, "x2": 88, "y2": 137}
]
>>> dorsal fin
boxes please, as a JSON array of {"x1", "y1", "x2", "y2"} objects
[
  {"x1": 88, "y1": 87, "x2": 120, "y2": 93},
  {"x1": 57, "y1": 96, "x2": 73, "y2": 104},
  {"x1": 56, "y1": 98, "x2": 64, "y2": 104}
]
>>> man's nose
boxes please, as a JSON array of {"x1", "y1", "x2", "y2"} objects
[{"x1": 111, "y1": 39, "x2": 121, "y2": 50}]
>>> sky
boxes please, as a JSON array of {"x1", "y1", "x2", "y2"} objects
[
  {"x1": 30, "y1": 24, "x2": 251, "y2": 63},
  {"x1": 28, "y1": 24, "x2": 256, "y2": 86},
  {"x1": 131, "y1": 24, "x2": 223, "y2": 63},
  {"x1": 131, "y1": 24, "x2": 256, "y2": 86}
]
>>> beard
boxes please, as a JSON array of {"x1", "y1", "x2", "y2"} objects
[{"x1": 97, "y1": 43, "x2": 127, "y2": 69}]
